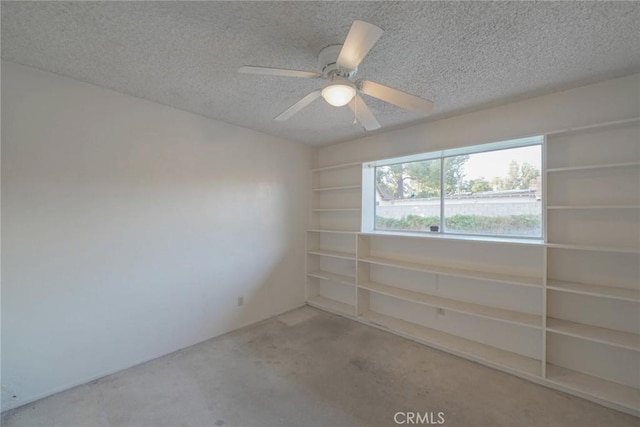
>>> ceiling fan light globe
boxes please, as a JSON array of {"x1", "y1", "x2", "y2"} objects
[{"x1": 321, "y1": 84, "x2": 356, "y2": 107}]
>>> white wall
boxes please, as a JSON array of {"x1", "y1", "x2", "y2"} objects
[
  {"x1": 1, "y1": 61, "x2": 312, "y2": 411},
  {"x1": 318, "y1": 74, "x2": 640, "y2": 166}
]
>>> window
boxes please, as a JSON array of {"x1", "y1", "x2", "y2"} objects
[
  {"x1": 364, "y1": 136, "x2": 543, "y2": 239},
  {"x1": 375, "y1": 158, "x2": 441, "y2": 232}
]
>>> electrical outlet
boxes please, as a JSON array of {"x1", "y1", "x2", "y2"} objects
[{"x1": 237, "y1": 296, "x2": 244, "y2": 307}]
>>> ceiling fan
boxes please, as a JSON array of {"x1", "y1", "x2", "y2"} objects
[{"x1": 238, "y1": 21, "x2": 434, "y2": 131}]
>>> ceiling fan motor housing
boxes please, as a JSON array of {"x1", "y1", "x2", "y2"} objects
[{"x1": 318, "y1": 44, "x2": 356, "y2": 79}]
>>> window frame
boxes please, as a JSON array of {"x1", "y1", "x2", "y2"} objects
[{"x1": 362, "y1": 136, "x2": 544, "y2": 241}]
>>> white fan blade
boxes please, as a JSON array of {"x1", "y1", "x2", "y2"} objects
[
  {"x1": 359, "y1": 80, "x2": 434, "y2": 115},
  {"x1": 336, "y1": 21, "x2": 383, "y2": 70},
  {"x1": 349, "y1": 95, "x2": 381, "y2": 131},
  {"x1": 274, "y1": 90, "x2": 322, "y2": 121},
  {"x1": 238, "y1": 66, "x2": 320, "y2": 79}
]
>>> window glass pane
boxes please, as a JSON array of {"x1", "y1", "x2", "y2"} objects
[
  {"x1": 375, "y1": 159, "x2": 441, "y2": 232},
  {"x1": 443, "y1": 145, "x2": 542, "y2": 237}
]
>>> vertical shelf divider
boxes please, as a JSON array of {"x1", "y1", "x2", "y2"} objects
[
  {"x1": 541, "y1": 246, "x2": 548, "y2": 378},
  {"x1": 541, "y1": 135, "x2": 549, "y2": 378}
]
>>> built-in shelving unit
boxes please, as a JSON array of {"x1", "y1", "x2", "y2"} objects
[
  {"x1": 355, "y1": 233, "x2": 545, "y2": 379},
  {"x1": 307, "y1": 229, "x2": 359, "y2": 234},
  {"x1": 545, "y1": 161, "x2": 640, "y2": 173},
  {"x1": 359, "y1": 280, "x2": 542, "y2": 328},
  {"x1": 545, "y1": 364, "x2": 640, "y2": 413},
  {"x1": 545, "y1": 243, "x2": 640, "y2": 254},
  {"x1": 361, "y1": 310, "x2": 542, "y2": 377},
  {"x1": 307, "y1": 295, "x2": 356, "y2": 317},
  {"x1": 312, "y1": 208, "x2": 360, "y2": 212},
  {"x1": 306, "y1": 248, "x2": 355, "y2": 260},
  {"x1": 311, "y1": 161, "x2": 362, "y2": 173},
  {"x1": 546, "y1": 205, "x2": 640, "y2": 210},
  {"x1": 309, "y1": 163, "x2": 362, "y2": 232},
  {"x1": 546, "y1": 318, "x2": 639, "y2": 351},
  {"x1": 311, "y1": 185, "x2": 361, "y2": 192},
  {"x1": 359, "y1": 254, "x2": 542, "y2": 288},
  {"x1": 546, "y1": 279, "x2": 640, "y2": 302},
  {"x1": 307, "y1": 270, "x2": 356, "y2": 286},
  {"x1": 306, "y1": 164, "x2": 361, "y2": 316},
  {"x1": 545, "y1": 120, "x2": 640, "y2": 416},
  {"x1": 306, "y1": 119, "x2": 640, "y2": 416}
]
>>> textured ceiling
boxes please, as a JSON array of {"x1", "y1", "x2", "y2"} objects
[{"x1": 2, "y1": 2, "x2": 640, "y2": 146}]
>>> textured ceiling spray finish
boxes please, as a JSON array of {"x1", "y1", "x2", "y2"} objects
[{"x1": 2, "y1": 2, "x2": 639, "y2": 145}]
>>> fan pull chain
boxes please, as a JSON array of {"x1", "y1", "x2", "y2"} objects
[{"x1": 352, "y1": 97, "x2": 357, "y2": 125}]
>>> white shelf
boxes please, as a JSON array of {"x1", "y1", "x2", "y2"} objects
[
  {"x1": 307, "y1": 296, "x2": 355, "y2": 316},
  {"x1": 307, "y1": 229, "x2": 359, "y2": 234},
  {"x1": 361, "y1": 311, "x2": 541, "y2": 377},
  {"x1": 312, "y1": 162, "x2": 361, "y2": 172},
  {"x1": 308, "y1": 271, "x2": 356, "y2": 286},
  {"x1": 311, "y1": 185, "x2": 361, "y2": 192},
  {"x1": 547, "y1": 280, "x2": 640, "y2": 303},
  {"x1": 545, "y1": 117, "x2": 640, "y2": 136},
  {"x1": 546, "y1": 318, "x2": 640, "y2": 352},
  {"x1": 360, "y1": 281, "x2": 542, "y2": 328},
  {"x1": 307, "y1": 249, "x2": 356, "y2": 260},
  {"x1": 546, "y1": 161, "x2": 640, "y2": 173},
  {"x1": 546, "y1": 364, "x2": 640, "y2": 416},
  {"x1": 359, "y1": 255, "x2": 542, "y2": 288},
  {"x1": 546, "y1": 243, "x2": 640, "y2": 254},
  {"x1": 361, "y1": 230, "x2": 544, "y2": 247},
  {"x1": 547, "y1": 205, "x2": 640, "y2": 210},
  {"x1": 312, "y1": 208, "x2": 360, "y2": 212}
]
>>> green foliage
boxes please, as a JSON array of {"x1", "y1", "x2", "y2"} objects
[
  {"x1": 408, "y1": 160, "x2": 442, "y2": 198},
  {"x1": 376, "y1": 214, "x2": 541, "y2": 235},
  {"x1": 443, "y1": 156, "x2": 469, "y2": 194},
  {"x1": 376, "y1": 160, "x2": 442, "y2": 200},
  {"x1": 459, "y1": 177, "x2": 492, "y2": 193},
  {"x1": 376, "y1": 156, "x2": 470, "y2": 200},
  {"x1": 470, "y1": 179, "x2": 492, "y2": 193},
  {"x1": 493, "y1": 161, "x2": 540, "y2": 190},
  {"x1": 376, "y1": 155, "x2": 541, "y2": 198},
  {"x1": 446, "y1": 214, "x2": 540, "y2": 234},
  {"x1": 376, "y1": 215, "x2": 440, "y2": 231}
]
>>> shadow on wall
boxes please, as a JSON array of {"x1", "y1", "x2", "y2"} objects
[
  {"x1": 1, "y1": 61, "x2": 311, "y2": 411},
  {"x1": 1, "y1": 151, "x2": 307, "y2": 410}
]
